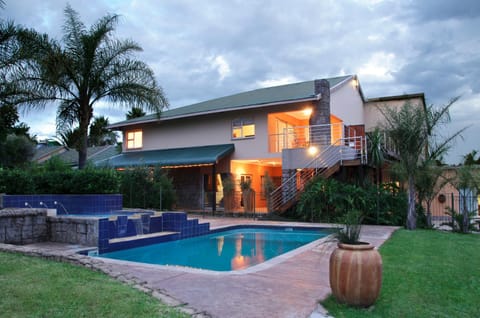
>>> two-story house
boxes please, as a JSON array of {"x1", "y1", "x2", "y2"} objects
[{"x1": 99, "y1": 74, "x2": 425, "y2": 214}]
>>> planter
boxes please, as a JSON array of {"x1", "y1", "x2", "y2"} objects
[
  {"x1": 223, "y1": 190, "x2": 235, "y2": 212},
  {"x1": 242, "y1": 189, "x2": 255, "y2": 213},
  {"x1": 329, "y1": 242, "x2": 382, "y2": 307}
]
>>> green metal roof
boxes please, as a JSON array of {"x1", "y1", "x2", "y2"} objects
[
  {"x1": 110, "y1": 75, "x2": 352, "y2": 128},
  {"x1": 96, "y1": 144, "x2": 235, "y2": 168}
]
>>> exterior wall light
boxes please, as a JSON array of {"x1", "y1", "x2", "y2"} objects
[
  {"x1": 308, "y1": 146, "x2": 318, "y2": 156},
  {"x1": 303, "y1": 108, "x2": 313, "y2": 117}
]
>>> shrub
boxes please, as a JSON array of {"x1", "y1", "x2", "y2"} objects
[
  {"x1": 0, "y1": 158, "x2": 120, "y2": 195},
  {"x1": 295, "y1": 178, "x2": 407, "y2": 225},
  {"x1": 120, "y1": 166, "x2": 176, "y2": 210},
  {"x1": 0, "y1": 168, "x2": 36, "y2": 194},
  {"x1": 70, "y1": 166, "x2": 120, "y2": 194}
]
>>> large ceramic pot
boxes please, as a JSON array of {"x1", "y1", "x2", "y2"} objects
[{"x1": 329, "y1": 242, "x2": 382, "y2": 307}]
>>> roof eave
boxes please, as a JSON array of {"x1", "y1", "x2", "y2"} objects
[{"x1": 108, "y1": 95, "x2": 320, "y2": 130}]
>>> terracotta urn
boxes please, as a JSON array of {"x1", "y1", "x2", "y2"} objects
[{"x1": 329, "y1": 242, "x2": 382, "y2": 307}]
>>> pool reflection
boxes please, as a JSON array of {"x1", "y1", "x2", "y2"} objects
[{"x1": 230, "y1": 233, "x2": 265, "y2": 270}]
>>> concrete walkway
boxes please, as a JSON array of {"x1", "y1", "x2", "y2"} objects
[{"x1": 0, "y1": 217, "x2": 398, "y2": 318}]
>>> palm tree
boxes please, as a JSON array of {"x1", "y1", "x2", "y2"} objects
[
  {"x1": 380, "y1": 99, "x2": 464, "y2": 230},
  {"x1": 88, "y1": 116, "x2": 117, "y2": 146},
  {"x1": 10, "y1": 5, "x2": 168, "y2": 168},
  {"x1": 415, "y1": 159, "x2": 448, "y2": 228},
  {"x1": 126, "y1": 106, "x2": 146, "y2": 120},
  {"x1": 57, "y1": 127, "x2": 82, "y2": 150},
  {"x1": 367, "y1": 127, "x2": 385, "y2": 224},
  {"x1": 463, "y1": 150, "x2": 480, "y2": 165}
]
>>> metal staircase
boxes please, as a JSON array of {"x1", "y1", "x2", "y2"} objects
[{"x1": 269, "y1": 136, "x2": 367, "y2": 213}]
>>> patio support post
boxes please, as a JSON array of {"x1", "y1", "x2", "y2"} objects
[{"x1": 212, "y1": 164, "x2": 217, "y2": 215}]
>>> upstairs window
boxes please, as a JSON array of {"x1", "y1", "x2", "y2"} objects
[
  {"x1": 126, "y1": 130, "x2": 143, "y2": 149},
  {"x1": 232, "y1": 118, "x2": 255, "y2": 139}
]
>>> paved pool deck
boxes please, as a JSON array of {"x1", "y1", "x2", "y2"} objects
[{"x1": 0, "y1": 217, "x2": 399, "y2": 318}]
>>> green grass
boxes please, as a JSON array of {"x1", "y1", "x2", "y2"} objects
[
  {"x1": 322, "y1": 230, "x2": 480, "y2": 318},
  {"x1": 0, "y1": 252, "x2": 189, "y2": 318}
]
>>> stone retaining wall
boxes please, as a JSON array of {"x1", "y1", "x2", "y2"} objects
[
  {"x1": 49, "y1": 217, "x2": 98, "y2": 246},
  {"x1": 0, "y1": 208, "x2": 48, "y2": 244},
  {"x1": 0, "y1": 208, "x2": 98, "y2": 246}
]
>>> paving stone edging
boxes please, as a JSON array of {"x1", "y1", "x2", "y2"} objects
[{"x1": 0, "y1": 243, "x2": 211, "y2": 318}]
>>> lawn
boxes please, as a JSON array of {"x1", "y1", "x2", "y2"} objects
[
  {"x1": 322, "y1": 229, "x2": 480, "y2": 318},
  {"x1": 0, "y1": 252, "x2": 189, "y2": 318}
]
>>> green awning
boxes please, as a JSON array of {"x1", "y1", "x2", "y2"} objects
[{"x1": 96, "y1": 144, "x2": 234, "y2": 168}]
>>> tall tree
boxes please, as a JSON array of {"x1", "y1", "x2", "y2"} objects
[
  {"x1": 367, "y1": 127, "x2": 385, "y2": 224},
  {"x1": 57, "y1": 127, "x2": 82, "y2": 150},
  {"x1": 88, "y1": 116, "x2": 117, "y2": 146},
  {"x1": 380, "y1": 98, "x2": 464, "y2": 230},
  {"x1": 9, "y1": 5, "x2": 168, "y2": 168},
  {"x1": 415, "y1": 159, "x2": 448, "y2": 228},
  {"x1": 126, "y1": 106, "x2": 146, "y2": 120}
]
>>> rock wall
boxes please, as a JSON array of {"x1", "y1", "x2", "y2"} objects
[
  {"x1": 48, "y1": 217, "x2": 98, "y2": 246},
  {"x1": 0, "y1": 208, "x2": 48, "y2": 244},
  {"x1": 0, "y1": 208, "x2": 98, "y2": 246}
]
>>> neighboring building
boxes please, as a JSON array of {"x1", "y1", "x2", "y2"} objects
[
  {"x1": 34, "y1": 144, "x2": 119, "y2": 168},
  {"x1": 99, "y1": 75, "x2": 425, "y2": 213}
]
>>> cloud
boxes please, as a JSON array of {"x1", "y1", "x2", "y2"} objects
[{"x1": 4, "y1": 0, "x2": 479, "y2": 164}]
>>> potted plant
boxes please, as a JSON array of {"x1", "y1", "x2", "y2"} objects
[
  {"x1": 222, "y1": 176, "x2": 235, "y2": 213},
  {"x1": 329, "y1": 209, "x2": 383, "y2": 307},
  {"x1": 240, "y1": 178, "x2": 254, "y2": 213}
]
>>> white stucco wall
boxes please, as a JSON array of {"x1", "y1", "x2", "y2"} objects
[
  {"x1": 330, "y1": 79, "x2": 365, "y2": 125},
  {"x1": 123, "y1": 108, "x2": 282, "y2": 161}
]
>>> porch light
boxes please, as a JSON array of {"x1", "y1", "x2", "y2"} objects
[
  {"x1": 352, "y1": 78, "x2": 359, "y2": 88},
  {"x1": 303, "y1": 108, "x2": 313, "y2": 117},
  {"x1": 308, "y1": 146, "x2": 318, "y2": 156}
]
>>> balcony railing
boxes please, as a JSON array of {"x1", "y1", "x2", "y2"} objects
[{"x1": 269, "y1": 123, "x2": 357, "y2": 153}]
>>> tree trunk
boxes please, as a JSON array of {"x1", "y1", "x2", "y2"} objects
[
  {"x1": 78, "y1": 124, "x2": 88, "y2": 169},
  {"x1": 407, "y1": 175, "x2": 417, "y2": 230},
  {"x1": 426, "y1": 200, "x2": 432, "y2": 228},
  {"x1": 462, "y1": 195, "x2": 469, "y2": 233},
  {"x1": 78, "y1": 100, "x2": 91, "y2": 170}
]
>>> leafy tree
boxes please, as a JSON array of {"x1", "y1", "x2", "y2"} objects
[
  {"x1": 462, "y1": 150, "x2": 480, "y2": 165},
  {"x1": 0, "y1": 134, "x2": 35, "y2": 168},
  {"x1": 380, "y1": 99, "x2": 464, "y2": 230},
  {"x1": 88, "y1": 116, "x2": 117, "y2": 146},
  {"x1": 126, "y1": 106, "x2": 146, "y2": 120},
  {"x1": 9, "y1": 5, "x2": 168, "y2": 169},
  {"x1": 0, "y1": 104, "x2": 19, "y2": 140}
]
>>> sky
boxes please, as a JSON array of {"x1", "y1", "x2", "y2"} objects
[{"x1": 2, "y1": 0, "x2": 479, "y2": 164}]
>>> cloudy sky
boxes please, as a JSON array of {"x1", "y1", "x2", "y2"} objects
[{"x1": 2, "y1": 0, "x2": 479, "y2": 164}]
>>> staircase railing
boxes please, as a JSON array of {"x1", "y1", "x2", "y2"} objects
[{"x1": 269, "y1": 136, "x2": 366, "y2": 213}]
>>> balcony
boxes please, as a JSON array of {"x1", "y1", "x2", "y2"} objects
[{"x1": 269, "y1": 123, "x2": 360, "y2": 153}]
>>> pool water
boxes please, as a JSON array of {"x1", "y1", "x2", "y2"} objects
[{"x1": 98, "y1": 227, "x2": 329, "y2": 271}]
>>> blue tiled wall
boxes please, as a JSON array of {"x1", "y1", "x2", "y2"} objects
[
  {"x1": 0, "y1": 194, "x2": 122, "y2": 214},
  {"x1": 100, "y1": 212, "x2": 210, "y2": 253}
]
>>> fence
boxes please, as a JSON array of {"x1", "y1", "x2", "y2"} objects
[
  {"x1": 173, "y1": 190, "x2": 271, "y2": 217},
  {"x1": 428, "y1": 192, "x2": 479, "y2": 225}
]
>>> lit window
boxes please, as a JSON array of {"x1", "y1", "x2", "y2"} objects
[
  {"x1": 126, "y1": 130, "x2": 142, "y2": 149},
  {"x1": 232, "y1": 118, "x2": 255, "y2": 139}
]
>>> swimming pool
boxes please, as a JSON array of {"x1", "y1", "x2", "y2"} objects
[{"x1": 97, "y1": 227, "x2": 330, "y2": 271}]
